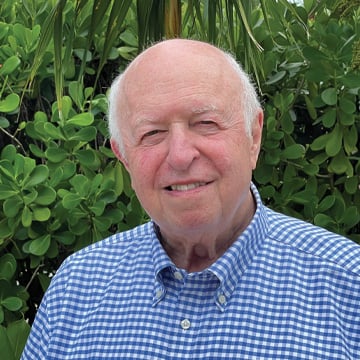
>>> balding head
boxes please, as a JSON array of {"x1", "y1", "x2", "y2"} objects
[{"x1": 108, "y1": 39, "x2": 261, "y2": 158}]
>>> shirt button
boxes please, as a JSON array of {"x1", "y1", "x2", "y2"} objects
[
  {"x1": 180, "y1": 318, "x2": 191, "y2": 330},
  {"x1": 156, "y1": 289, "x2": 163, "y2": 299},
  {"x1": 174, "y1": 271, "x2": 183, "y2": 280},
  {"x1": 218, "y1": 294, "x2": 226, "y2": 304}
]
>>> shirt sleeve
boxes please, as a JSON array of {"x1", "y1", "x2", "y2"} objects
[
  {"x1": 20, "y1": 256, "x2": 72, "y2": 359},
  {"x1": 20, "y1": 292, "x2": 50, "y2": 359}
]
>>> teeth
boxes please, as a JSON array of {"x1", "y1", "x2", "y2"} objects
[{"x1": 170, "y1": 182, "x2": 206, "y2": 191}]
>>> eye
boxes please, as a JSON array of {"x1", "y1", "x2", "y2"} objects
[
  {"x1": 143, "y1": 129, "x2": 162, "y2": 138},
  {"x1": 140, "y1": 129, "x2": 167, "y2": 145},
  {"x1": 193, "y1": 120, "x2": 219, "y2": 134},
  {"x1": 199, "y1": 120, "x2": 216, "y2": 126}
]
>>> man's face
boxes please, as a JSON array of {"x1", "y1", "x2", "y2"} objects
[{"x1": 112, "y1": 42, "x2": 263, "y2": 239}]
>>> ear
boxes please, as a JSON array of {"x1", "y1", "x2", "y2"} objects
[
  {"x1": 110, "y1": 138, "x2": 129, "y2": 171},
  {"x1": 250, "y1": 109, "x2": 263, "y2": 170}
]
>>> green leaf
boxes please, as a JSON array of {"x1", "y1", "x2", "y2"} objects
[
  {"x1": 345, "y1": 176, "x2": 358, "y2": 195},
  {"x1": 28, "y1": 234, "x2": 51, "y2": 256},
  {"x1": 70, "y1": 174, "x2": 90, "y2": 194},
  {"x1": 24, "y1": 165, "x2": 49, "y2": 189},
  {"x1": 0, "y1": 325, "x2": 15, "y2": 360},
  {"x1": 45, "y1": 148, "x2": 68, "y2": 163},
  {"x1": 254, "y1": 163, "x2": 274, "y2": 184},
  {"x1": 21, "y1": 206, "x2": 32, "y2": 227},
  {"x1": 304, "y1": 95, "x2": 317, "y2": 120},
  {"x1": 62, "y1": 193, "x2": 83, "y2": 209},
  {"x1": 303, "y1": 46, "x2": 328, "y2": 62},
  {"x1": 0, "y1": 254, "x2": 17, "y2": 281},
  {"x1": 340, "y1": 73, "x2": 360, "y2": 89},
  {"x1": 29, "y1": 144, "x2": 45, "y2": 158},
  {"x1": 23, "y1": 191, "x2": 38, "y2": 206},
  {"x1": 266, "y1": 71, "x2": 286, "y2": 85},
  {"x1": 1, "y1": 297, "x2": 22, "y2": 311},
  {"x1": 6, "y1": 319, "x2": 30, "y2": 360},
  {"x1": 0, "y1": 94, "x2": 20, "y2": 113},
  {"x1": 32, "y1": 207, "x2": 51, "y2": 222},
  {"x1": 310, "y1": 152, "x2": 328, "y2": 165},
  {"x1": 0, "y1": 55, "x2": 21, "y2": 76},
  {"x1": 38, "y1": 273, "x2": 51, "y2": 293},
  {"x1": 68, "y1": 81, "x2": 84, "y2": 109},
  {"x1": 67, "y1": 112, "x2": 94, "y2": 126},
  {"x1": 0, "y1": 116, "x2": 10, "y2": 128},
  {"x1": 43, "y1": 122, "x2": 65, "y2": 140},
  {"x1": 341, "y1": 207, "x2": 360, "y2": 228},
  {"x1": 90, "y1": 201, "x2": 106, "y2": 216},
  {"x1": 339, "y1": 97, "x2": 356, "y2": 115},
  {"x1": 92, "y1": 216, "x2": 112, "y2": 231},
  {"x1": 1, "y1": 144, "x2": 16, "y2": 161},
  {"x1": 343, "y1": 125, "x2": 358, "y2": 155},
  {"x1": 321, "y1": 88, "x2": 337, "y2": 106},
  {"x1": 75, "y1": 149, "x2": 100, "y2": 169},
  {"x1": 317, "y1": 195, "x2": 336, "y2": 213},
  {"x1": 34, "y1": 186, "x2": 57, "y2": 205},
  {"x1": 314, "y1": 213, "x2": 336, "y2": 229},
  {"x1": 289, "y1": 190, "x2": 317, "y2": 205},
  {"x1": 319, "y1": 109, "x2": 336, "y2": 128},
  {"x1": 3, "y1": 196, "x2": 23, "y2": 218},
  {"x1": 0, "y1": 160, "x2": 15, "y2": 181},
  {"x1": 338, "y1": 111, "x2": 354, "y2": 126},
  {"x1": 114, "y1": 162, "x2": 124, "y2": 196},
  {"x1": 328, "y1": 151, "x2": 352, "y2": 175},
  {"x1": 0, "y1": 185, "x2": 17, "y2": 200},
  {"x1": 0, "y1": 219, "x2": 12, "y2": 239},
  {"x1": 302, "y1": 163, "x2": 319, "y2": 176},
  {"x1": 325, "y1": 124, "x2": 342, "y2": 157},
  {"x1": 67, "y1": 126, "x2": 97, "y2": 142},
  {"x1": 54, "y1": 231, "x2": 76, "y2": 246},
  {"x1": 281, "y1": 144, "x2": 305, "y2": 160}
]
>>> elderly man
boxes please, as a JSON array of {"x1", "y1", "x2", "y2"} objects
[{"x1": 22, "y1": 39, "x2": 360, "y2": 359}]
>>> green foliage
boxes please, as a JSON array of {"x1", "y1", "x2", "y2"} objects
[
  {"x1": 0, "y1": 0, "x2": 359, "y2": 358},
  {"x1": 253, "y1": 1, "x2": 360, "y2": 239}
]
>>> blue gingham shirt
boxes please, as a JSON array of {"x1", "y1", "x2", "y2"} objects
[{"x1": 21, "y1": 185, "x2": 360, "y2": 359}]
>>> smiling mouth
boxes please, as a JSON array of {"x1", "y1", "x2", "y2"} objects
[{"x1": 166, "y1": 182, "x2": 208, "y2": 191}]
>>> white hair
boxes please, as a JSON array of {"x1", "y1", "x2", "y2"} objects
[
  {"x1": 108, "y1": 47, "x2": 261, "y2": 157},
  {"x1": 108, "y1": 73, "x2": 126, "y2": 156},
  {"x1": 223, "y1": 52, "x2": 261, "y2": 136}
]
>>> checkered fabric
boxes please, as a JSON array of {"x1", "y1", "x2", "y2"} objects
[{"x1": 21, "y1": 185, "x2": 360, "y2": 359}]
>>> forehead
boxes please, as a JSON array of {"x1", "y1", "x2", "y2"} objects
[
  {"x1": 130, "y1": 41, "x2": 236, "y2": 84},
  {"x1": 121, "y1": 47, "x2": 239, "y2": 115}
]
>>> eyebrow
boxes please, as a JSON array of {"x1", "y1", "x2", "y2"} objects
[
  {"x1": 132, "y1": 104, "x2": 222, "y2": 132},
  {"x1": 191, "y1": 104, "x2": 218, "y2": 114}
]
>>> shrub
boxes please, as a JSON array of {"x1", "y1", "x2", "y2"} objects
[{"x1": 0, "y1": 1, "x2": 359, "y2": 358}]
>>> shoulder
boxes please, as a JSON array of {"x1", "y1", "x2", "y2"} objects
[
  {"x1": 51, "y1": 222, "x2": 155, "y2": 286},
  {"x1": 265, "y1": 206, "x2": 360, "y2": 277}
]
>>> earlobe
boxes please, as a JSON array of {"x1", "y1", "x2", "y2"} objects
[{"x1": 110, "y1": 138, "x2": 129, "y2": 169}]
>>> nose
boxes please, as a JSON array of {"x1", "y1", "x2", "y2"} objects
[{"x1": 166, "y1": 127, "x2": 200, "y2": 171}]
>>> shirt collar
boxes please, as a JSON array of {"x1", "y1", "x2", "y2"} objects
[
  {"x1": 208, "y1": 182, "x2": 269, "y2": 310},
  {"x1": 151, "y1": 183, "x2": 269, "y2": 309},
  {"x1": 151, "y1": 224, "x2": 173, "y2": 306}
]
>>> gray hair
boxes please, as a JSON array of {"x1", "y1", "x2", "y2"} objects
[
  {"x1": 108, "y1": 73, "x2": 126, "y2": 156},
  {"x1": 223, "y1": 52, "x2": 261, "y2": 136},
  {"x1": 108, "y1": 48, "x2": 261, "y2": 157}
]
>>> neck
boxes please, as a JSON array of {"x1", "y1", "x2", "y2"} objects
[{"x1": 155, "y1": 193, "x2": 256, "y2": 272}]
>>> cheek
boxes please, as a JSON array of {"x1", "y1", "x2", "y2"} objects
[
  {"x1": 215, "y1": 142, "x2": 255, "y2": 181},
  {"x1": 127, "y1": 150, "x2": 162, "y2": 189}
]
